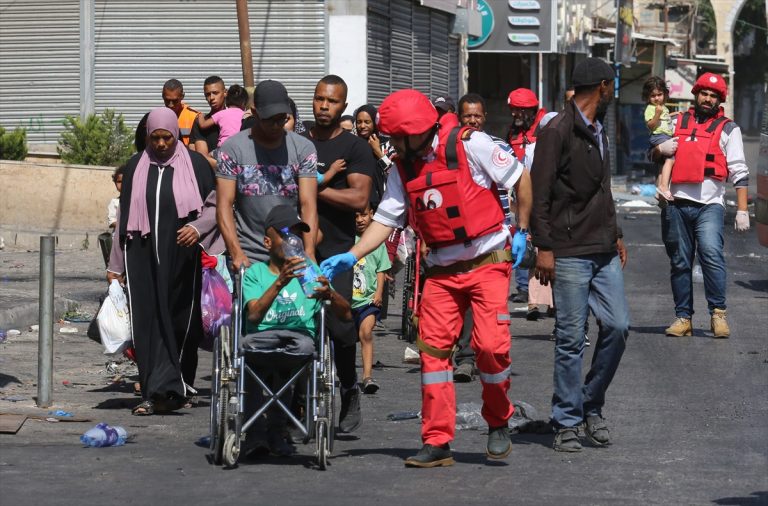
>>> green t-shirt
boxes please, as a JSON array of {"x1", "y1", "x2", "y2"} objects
[
  {"x1": 242, "y1": 261, "x2": 321, "y2": 337},
  {"x1": 644, "y1": 104, "x2": 674, "y2": 136},
  {"x1": 352, "y1": 238, "x2": 392, "y2": 308}
]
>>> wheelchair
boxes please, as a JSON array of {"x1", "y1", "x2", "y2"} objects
[{"x1": 209, "y1": 266, "x2": 336, "y2": 469}]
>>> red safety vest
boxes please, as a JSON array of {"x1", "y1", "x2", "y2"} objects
[
  {"x1": 396, "y1": 114, "x2": 504, "y2": 248},
  {"x1": 507, "y1": 108, "x2": 546, "y2": 162},
  {"x1": 671, "y1": 108, "x2": 730, "y2": 184}
]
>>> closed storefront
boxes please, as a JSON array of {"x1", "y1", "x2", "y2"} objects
[
  {"x1": 0, "y1": 0, "x2": 326, "y2": 149},
  {"x1": 366, "y1": 0, "x2": 459, "y2": 107},
  {"x1": 0, "y1": 0, "x2": 81, "y2": 145},
  {"x1": 92, "y1": 0, "x2": 326, "y2": 130}
]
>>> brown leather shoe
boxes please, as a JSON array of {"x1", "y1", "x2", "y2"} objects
[
  {"x1": 711, "y1": 309, "x2": 730, "y2": 338},
  {"x1": 665, "y1": 317, "x2": 693, "y2": 337}
]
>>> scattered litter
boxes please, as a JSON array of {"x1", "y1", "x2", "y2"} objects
[
  {"x1": 0, "y1": 332, "x2": 5, "y2": 344},
  {"x1": 62, "y1": 311, "x2": 93, "y2": 323},
  {"x1": 6, "y1": 329, "x2": 20, "y2": 337},
  {"x1": 1, "y1": 395, "x2": 28, "y2": 402},
  {"x1": 62, "y1": 380, "x2": 73, "y2": 387},
  {"x1": 29, "y1": 325, "x2": 39, "y2": 332},
  {"x1": 0, "y1": 414, "x2": 27, "y2": 434},
  {"x1": 693, "y1": 264, "x2": 704, "y2": 283},
  {"x1": 81, "y1": 423, "x2": 128, "y2": 447},
  {"x1": 372, "y1": 360, "x2": 387, "y2": 370},
  {"x1": 630, "y1": 184, "x2": 656, "y2": 197},
  {"x1": 403, "y1": 347, "x2": 420, "y2": 364},
  {"x1": 49, "y1": 410, "x2": 74, "y2": 418},
  {"x1": 195, "y1": 435, "x2": 211, "y2": 447},
  {"x1": 59, "y1": 327, "x2": 78, "y2": 334},
  {"x1": 387, "y1": 411, "x2": 420, "y2": 421},
  {"x1": 455, "y1": 402, "x2": 484, "y2": 430},
  {"x1": 620, "y1": 200, "x2": 654, "y2": 208}
]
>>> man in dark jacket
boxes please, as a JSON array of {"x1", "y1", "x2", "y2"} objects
[{"x1": 530, "y1": 58, "x2": 630, "y2": 453}]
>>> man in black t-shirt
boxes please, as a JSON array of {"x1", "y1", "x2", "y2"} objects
[
  {"x1": 190, "y1": 75, "x2": 227, "y2": 168},
  {"x1": 306, "y1": 75, "x2": 374, "y2": 433}
]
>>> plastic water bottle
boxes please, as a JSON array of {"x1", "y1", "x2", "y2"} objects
[
  {"x1": 692, "y1": 264, "x2": 704, "y2": 283},
  {"x1": 80, "y1": 422, "x2": 128, "y2": 447},
  {"x1": 280, "y1": 228, "x2": 321, "y2": 296}
]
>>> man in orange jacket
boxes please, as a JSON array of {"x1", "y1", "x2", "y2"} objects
[{"x1": 134, "y1": 79, "x2": 199, "y2": 151}]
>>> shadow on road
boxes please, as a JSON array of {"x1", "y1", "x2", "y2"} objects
[
  {"x1": 734, "y1": 279, "x2": 768, "y2": 293},
  {"x1": 0, "y1": 372, "x2": 22, "y2": 388},
  {"x1": 712, "y1": 491, "x2": 768, "y2": 505}
]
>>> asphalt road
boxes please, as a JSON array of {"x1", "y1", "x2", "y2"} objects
[{"x1": 0, "y1": 206, "x2": 766, "y2": 506}]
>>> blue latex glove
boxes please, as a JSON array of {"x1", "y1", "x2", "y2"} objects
[
  {"x1": 511, "y1": 230, "x2": 528, "y2": 268},
  {"x1": 320, "y1": 252, "x2": 358, "y2": 280}
]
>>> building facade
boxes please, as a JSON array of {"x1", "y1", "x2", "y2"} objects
[{"x1": 0, "y1": 0, "x2": 475, "y2": 150}]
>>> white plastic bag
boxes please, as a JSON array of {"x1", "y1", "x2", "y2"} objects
[
  {"x1": 395, "y1": 226, "x2": 416, "y2": 267},
  {"x1": 97, "y1": 280, "x2": 132, "y2": 355}
]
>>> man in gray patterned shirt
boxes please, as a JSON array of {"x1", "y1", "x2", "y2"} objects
[{"x1": 216, "y1": 80, "x2": 318, "y2": 269}]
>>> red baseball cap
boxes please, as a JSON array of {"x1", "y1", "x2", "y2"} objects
[
  {"x1": 507, "y1": 88, "x2": 539, "y2": 108},
  {"x1": 692, "y1": 72, "x2": 727, "y2": 101},
  {"x1": 377, "y1": 89, "x2": 439, "y2": 136}
]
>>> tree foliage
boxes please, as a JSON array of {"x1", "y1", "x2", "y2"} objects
[
  {"x1": 57, "y1": 109, "x2": 133, "y2": 166},
  {"x1": 0, "y1": 126, "x2": 28, "y2": 161}
]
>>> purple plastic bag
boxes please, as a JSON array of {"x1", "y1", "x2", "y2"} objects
[{"x1": 200, "y1": 267, "x2": 232, "y2": 351}]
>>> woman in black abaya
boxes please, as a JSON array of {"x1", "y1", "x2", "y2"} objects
[{"x1": 108, "y1": 107, "x2": 220, "y2": 415}]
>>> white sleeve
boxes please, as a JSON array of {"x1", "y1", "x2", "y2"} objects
[
  {"x1": 107, "y1": 198, "x2": 118, "y2": 227},
  {"x1": 373, "y1": 167, "x2": 407, "y2": 228},
  {"x1": 463, "y1": 131, "x2": 524, "y2": 190},
  {"x1": 721, "y1": 124, "x2": 749, "y2": 185}
]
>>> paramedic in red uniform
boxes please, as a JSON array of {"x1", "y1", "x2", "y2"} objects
[
  {"x1": 320, "y1": 89, "x2": 533, "y2": 467},
  {"x1": 660, "y1": 72, "x2": 751, "y2": 338}
]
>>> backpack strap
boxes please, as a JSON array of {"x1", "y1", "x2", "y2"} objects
[{"x1": 444, "y1": 127, "x2": 462, "y2": 169}]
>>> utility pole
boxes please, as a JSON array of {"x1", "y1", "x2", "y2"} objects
[{"x1": 236, "y1": 0, "x2": 255, "y2": 104}]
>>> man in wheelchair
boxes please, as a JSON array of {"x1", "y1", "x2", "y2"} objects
[{"x1": 241, "y1": 206, "x2": 351, "y2": 456}]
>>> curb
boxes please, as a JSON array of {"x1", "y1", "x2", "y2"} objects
[{"x1": 0, "y1": 297, "x2": 79, "y2": 329}]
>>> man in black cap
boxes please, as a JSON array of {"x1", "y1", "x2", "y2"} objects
[
  {"x1": 530, "y1": 57, "x2": 630, "y2": 453},
  {"x1": 216, "y1": 79, "x2": 319, "y2": 273},
  {"x1": 432, "y1": 95, "x2": 455, "y2": 119}
]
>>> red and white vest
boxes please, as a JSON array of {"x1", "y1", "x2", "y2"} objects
[
  {"x1": 671, "y1": 107, "x2": 730, "y2": 184},
  {"x1": 507, "y1": 108, "x2": 547, "y2": 162},
  {"x1": 395, "y1": 114, "x2": 505, "y2": 248}
]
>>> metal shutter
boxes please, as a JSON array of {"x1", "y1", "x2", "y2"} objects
[
  {"x1": 449, "y1": 35, "x2": 460, "y2": 100},
  {"x1": 412, "y1": 8, "x2": 431, "y2": 95},
  {"x1": 429, "y1": 10, "x2": 450, "y2": 99},
  {"x1": 93, "y1": 0, "x2": 325, "y2": 131},
  {"x1": 0, "y1": 0, "x2": 80, "y2": 146},
  {"x1": 367, "y1": 1, "x2": 391, "y2": 107},
  {"x1": 390, "y1": 0, "x2": 413, "y2": 92}
]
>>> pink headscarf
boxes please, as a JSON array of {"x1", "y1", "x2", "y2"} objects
[{"x1": 126, "y1": 107, "x2": 204, "y2": 236}]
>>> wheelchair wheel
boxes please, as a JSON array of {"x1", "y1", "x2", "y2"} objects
[
  {"x1": 323, "y1": 339, "x2": 336, "y2": 455},
  {"x1": 316, "y1": 420, "x2": 329, "y2": 470},
  {"x1": 210, "y1": 330, "x2": 228, "y2": 465},
  {"x1": 223, "y1": 431, "x2": 240, "y2": 468}
]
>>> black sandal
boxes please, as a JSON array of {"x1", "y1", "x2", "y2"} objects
[{"x1": 132, "y1": 400, "x2": 154, "y2": 416}]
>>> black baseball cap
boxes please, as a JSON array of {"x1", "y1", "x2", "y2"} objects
[
  {"x1": 571, "y1": 58, "x2": 615, "y2": 88},
  {"x1": 254, "y1": 80, "x2": 292, "y2": 119},
  {"x1": 264, "y1": 205, "x2": 310, "y2": 233},
  {"x1": 432, "y1": 95, "x2": 455, "y2": 112}
]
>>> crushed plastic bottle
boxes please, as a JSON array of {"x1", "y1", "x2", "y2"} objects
[
  {"x1": 387, "y1": 410, "x2": 420, "y2": 421},
  {"x1": 80, "y1": 423, "x2": 128, "y2": 447},
  {"x1": 455, "y1": 402, "x2": 484, "y2": 430},
  {"x1": 281, "y1": 228, "x2": 321, "y2": 296},
  {"x1": 692, "y1": 264, "x2": 704, "y2": 283}
]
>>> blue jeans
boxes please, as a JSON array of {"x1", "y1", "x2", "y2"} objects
[
  {"x1": 661, "y1": 203, "x2": 726, "y2": 318},
  {"x1": 551, "y1": 253, "x2": 629, "y2": 428},
  {"x1": 515, "y1": 267, "x2": 529, "y2": 292}
]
